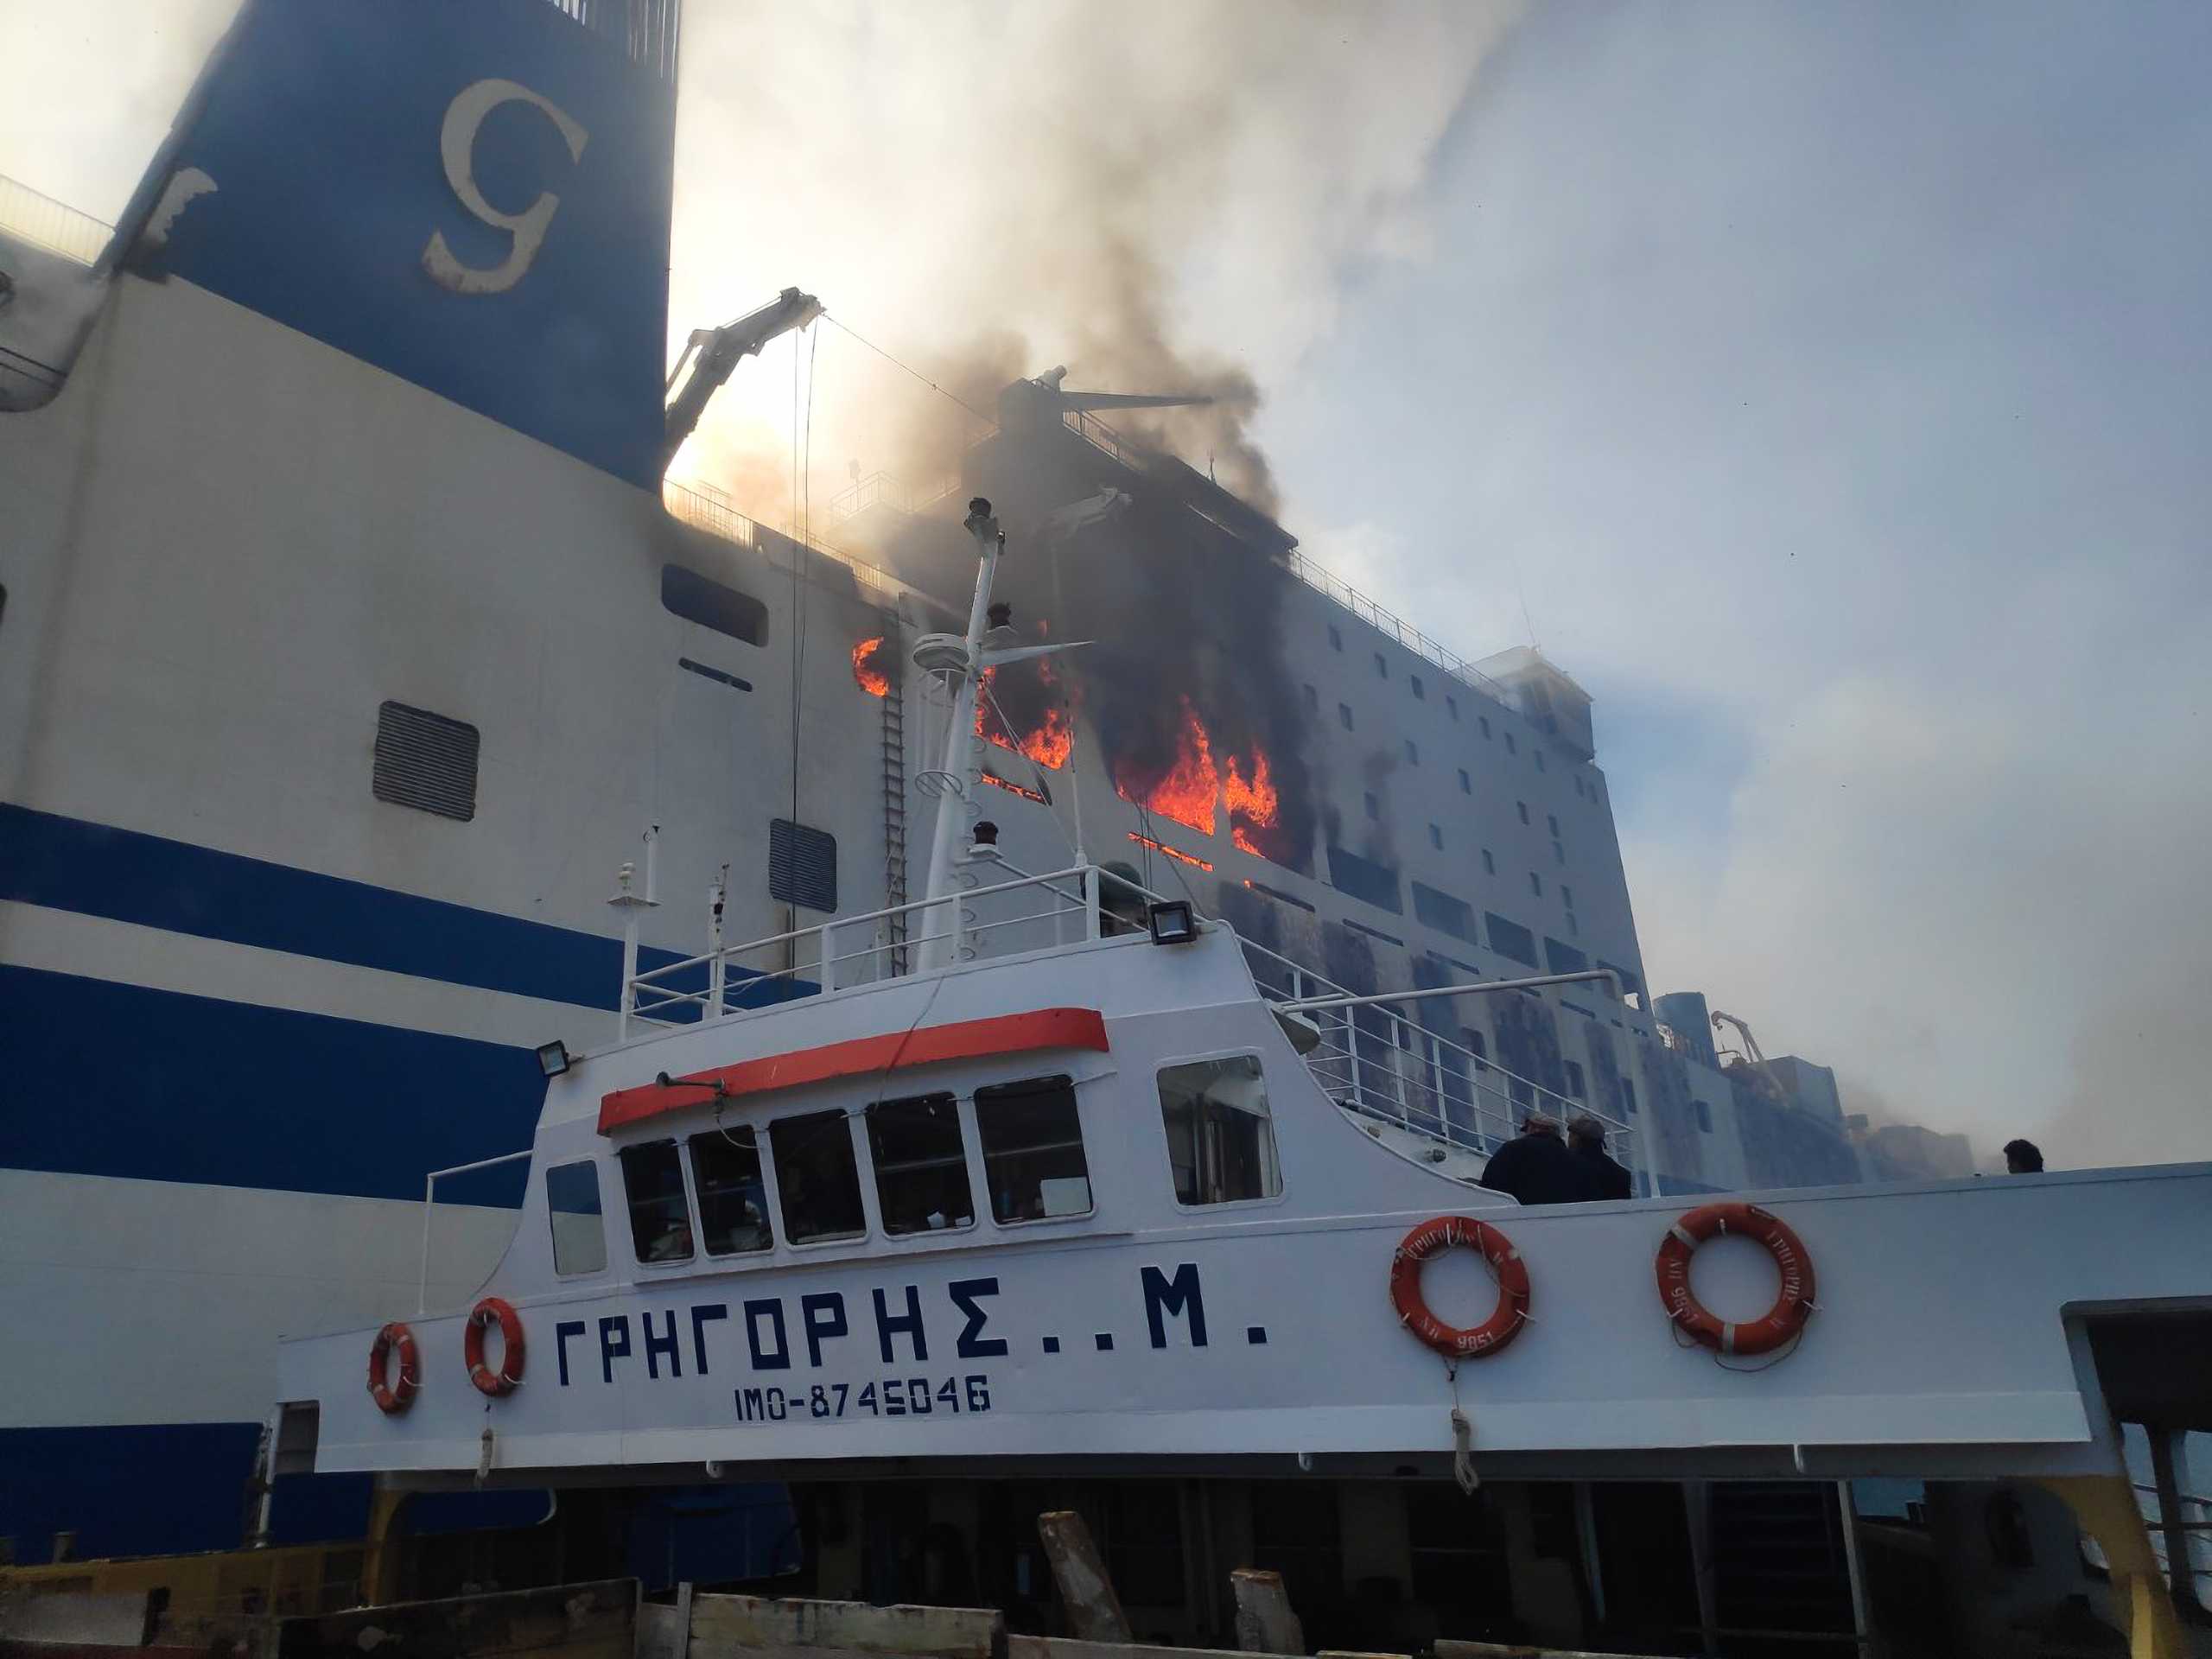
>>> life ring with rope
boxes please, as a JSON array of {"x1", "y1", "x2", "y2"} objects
[
  {"x1": 1389, "y1": 1215, "x2": 1531, "y2": 1359},
  {"x1": 367, "y1": 1321, "x2": 420, "y2": 1414},
  {"x1": 1654, "y1": 1201, "x2": 1816, "y2": 1357},
  {"x1": 465, "y1": 1297, "x2": 526, "y2": 1396}
]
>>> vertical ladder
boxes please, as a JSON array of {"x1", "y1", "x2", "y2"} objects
[
  {"x1": 1705, "y1": 1481, "x2": 1859, "y2": 1654},
  {"x1": 879, "y1": 606, "x2": 909, "y2": 974}
]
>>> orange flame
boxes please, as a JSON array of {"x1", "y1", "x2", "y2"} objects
[
  {"x1": 851, "y1": 637, "x2": 891, "y2": 697},
  {"x1": 1116, "y1": 700, "x2": 1217, "y2": 836},
  {"x1": 982, "y1": 770, "x2": 1048, "y2": 804},
  {"x1": 976, "y1": 654, "x2": 1073, "y2": 770},
  {"x1": 1128, "y1": 830, "x2": 1213, "y2": 872},
  {"x1": 1223, "y1": 751, "x2": 1278, "y2": 856}
]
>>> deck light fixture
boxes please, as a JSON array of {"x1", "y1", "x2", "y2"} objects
[
  {"x1": 1146, "y1": 899, "x2": 1197, "y2": 946},
  {"x1": 536, "y1": 1040, "x2": 571, "y2": 1077}
]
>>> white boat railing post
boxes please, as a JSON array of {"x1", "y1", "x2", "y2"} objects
[
  {"x1": 607, "y1": 826, "x2": 661, "y2": 1041},
  {"x1": 706, "y1": 867, "x2": 727, "y2": 1020},
  {"x1": 417, "y1": 1149, "x2": 535, "y2": 1315}
]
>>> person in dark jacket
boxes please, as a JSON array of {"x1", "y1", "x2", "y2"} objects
[
  {"x1": 1477, "y1": 1114, "x2": 1584, "y2": 1205},
  {"x1": 1567, "y1": 1112, "x2": 1634, "y2": 1200}
]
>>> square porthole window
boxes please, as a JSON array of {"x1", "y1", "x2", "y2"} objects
[
  {"x1": 545, "y1": 1160, "x2": 607, "y2": 1277},
  {"x1": 976, "y1": 1075, "x2": 1090, "y2": 1223},
  {"x1": 1428, "y1": 823, "x2": 1443, "y2": 851},
  {"x1": 1458, "y1": 768, "x2": 1471, "y2": 795},
  {"x1": 1159, "y1": 1055, "x2": 1281, "y2": 1205},
  {"x1": 771, "y1": 1109, "x2": 868, "y2": 1244},
  {"x1": 690, "y1": 1128, "x2": 773, "y2": 1255},
  {"x1": 868, "y1": 1092, "x2": 976, "y2": 1236}
]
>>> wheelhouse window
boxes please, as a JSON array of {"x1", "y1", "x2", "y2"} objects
[
  {"x1": 975, "y1": 1075, "x2": 1091, "y2": 1223},
  {"x1": 866, "y1": 1093, "x2": 976, "y2": 1236},
  {"x1": 770, "y1": 1109, "x2": 868, "y2": 1244},
  {"x1": 1159, "y1": 1055, "x2": 1281, "y2": 1205},
  {"x1": 689, "y1": 1128, "x2": 773, "y2": 1256},
  {"x1": 545, "y1": 1160, "x2": 607, "y2": 1276},
  {"x1": 618, "y1": 1141, "x2": 694, "y2": 1263}
]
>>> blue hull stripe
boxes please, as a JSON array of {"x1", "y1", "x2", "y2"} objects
[
  {"x1": 0, "y1": 1422, "x2": 557, "y2": 1567},
  {"x1": 0, "y1": 803, "x2": 813, "y2": 1015},
  {"x1": 2, "y1": 963, "x2": 542, "y2": 1202},
  {"x1": 2, "y1": 802, "x2": 642, "y2": 1011}
]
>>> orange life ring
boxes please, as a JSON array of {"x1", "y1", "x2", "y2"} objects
[
  {"x1": 1655, "y1": 1202, "x2": 1816, "y2": 1357},
  {"x1": 367, "y1": 1322, "x2": 419, "y2": 1414},
  {"x1": 1389, "y1": 1215, "x2": 1531, "y2": 1359},
  {"x1": 465, "y1": 1297, "x2": 526, "y2": 1396}
]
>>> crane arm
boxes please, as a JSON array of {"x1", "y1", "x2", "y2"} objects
[
  {"x1": 1710, "y1": 1009, "x2": 1788, "y2": 1103},
  {"x1": 660, "y1": 286, "x2": 823, "y2": 474}
]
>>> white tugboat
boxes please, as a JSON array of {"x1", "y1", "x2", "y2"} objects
[{"x1": 271, "y1": 500, "x2": 2212, "y2": 1655}]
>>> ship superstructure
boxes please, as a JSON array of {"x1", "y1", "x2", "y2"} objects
[{"x1": 7, "y1": 4, "x2": 2203, "y2": 1650}]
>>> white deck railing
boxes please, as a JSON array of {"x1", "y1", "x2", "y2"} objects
[
  {"x1": 1240, "y1": 939, "x2": 1638, "y2": 1170},
  {"x1": 618, "y1": 857, "x2": 1641, "y2": 1179},
  {"x1": 622, "y1": 862, "x2": 1115, "y2": 1035}
]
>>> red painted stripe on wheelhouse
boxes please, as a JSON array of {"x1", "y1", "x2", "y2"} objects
[{"x1": 597, "y1": 1007, "x2": 1109, "y2": 1135}]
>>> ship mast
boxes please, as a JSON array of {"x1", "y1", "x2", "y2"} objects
[{"x1": 910, "y1": 497, "x2": 1084, "y2": 973}]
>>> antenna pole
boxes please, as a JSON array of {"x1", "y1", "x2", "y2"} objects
[{"x1": 913, "y1": 499, "x2": 1001, "y2": 970}]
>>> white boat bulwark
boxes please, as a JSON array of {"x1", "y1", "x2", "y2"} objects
[{"x1": 275, "y1": 875, "x2": 2212, "y2": 1490}]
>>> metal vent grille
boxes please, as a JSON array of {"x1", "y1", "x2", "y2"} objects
[
  {"x1": 769, "y1": 818, "x2": 836, "y2": 912},
  {"x1": 372, "y1": 702, "x2": 480, "y2": 822}
]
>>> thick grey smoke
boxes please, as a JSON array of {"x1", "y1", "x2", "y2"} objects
[{"x1": 666, "y1": 0, "x2": 1520, "y2": 516}]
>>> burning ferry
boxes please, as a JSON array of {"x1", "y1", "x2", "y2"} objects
[{"x1": 6, "y1": 0, "x2": 2209, "y2": 1651}]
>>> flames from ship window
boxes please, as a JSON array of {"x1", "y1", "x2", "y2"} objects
[
  {"x1": 1128, "y1": 830, "x2": 1212, "y2": 872},
  {"x1": 976, "y1": 639, "x2": 1073, "y2": 770},
  {"x1": 1109, "y1": 700, "x2": 1292, "y2": 864},
  {"x1": 1115, "y1": 699, "x2": 1217, "y2": 835},
  {"x1": 851, "y1": 636, "x2": 892, "y2": 697}
]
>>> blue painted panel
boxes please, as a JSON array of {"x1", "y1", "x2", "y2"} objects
[
  {"x1": 0, "y1": 1424, "x2": 783, "y2": 1569},
  {"x1": 0, "y1": 964, "x2": 542, "y2": 1202},
  {"x1": 0, "y1": 1422, "x2": 266, "y2": 1565},
  {"x1": 1, "y1": 802, "x2": 628, "y2": 1010},
  {"x1": 152, "y1": 0, "x2": 674, "y2": 487},
  {"x1": 0, "y1": 803, "x2": 810, "y2": 1016}
]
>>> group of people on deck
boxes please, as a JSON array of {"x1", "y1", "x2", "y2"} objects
[
  {"x1": 1480, "y1": 1115, "x2": 2052, "y2": 1205},
  {"x1": 1478, "y1": 1112, "x2": 1633, "y2": 1205}
]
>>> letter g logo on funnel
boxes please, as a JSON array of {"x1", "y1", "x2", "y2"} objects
[{"x1": 422, "y1": 78, "x2": 588, "y2": 295}]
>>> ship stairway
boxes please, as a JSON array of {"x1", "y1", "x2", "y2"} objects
[
  {"x1": 1705, "y1": 1482, "x2": 1859, "y2": 1656},
  {"x1": 879, "y1": 606, "x2": 909, "y2": 974},
  {"x1": 1240, "y1": 939, "x2": 1641, "y2": 1180}
]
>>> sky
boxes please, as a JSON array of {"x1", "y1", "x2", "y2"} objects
[{"x1": 4, "y1": 0, "x2": 2208, "y2": 1169}]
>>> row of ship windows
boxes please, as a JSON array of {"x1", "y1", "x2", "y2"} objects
[
  {"x1": 542, "y1": 1055, "x2": 1284, "y2": 1277},
  {"x1": 1309, "y1": 647, "x2": 1602, "y2": 806}
]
